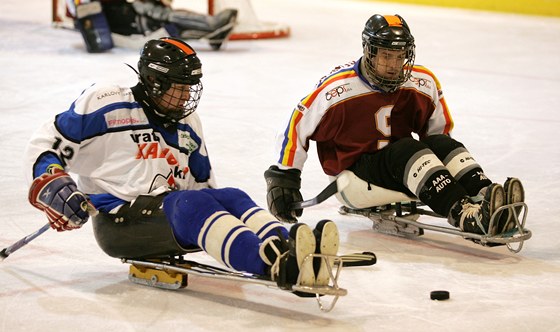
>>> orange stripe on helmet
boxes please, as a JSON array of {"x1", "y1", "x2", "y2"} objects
[
  {"x1": 161, "y1": 38, "x2": 196, "y2": 55},
  {"x1": 384, "y1": 15, "x2": 402, "y2": 27}
]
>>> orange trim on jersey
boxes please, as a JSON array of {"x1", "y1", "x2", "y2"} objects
[
  {"x1": 162, "y1": 38, "x2": 195, "y2": 55},
  {"x1": 440, "y1": 96, "x2": 454, "y2": 133},
  {"x1": 301, "y1": 71, "x2": 357, "y2": 108},
  {"x1": 411, "y1": 66, "x2": 442, "y2": 89},
  {"x1": 412, "y1": 65, "x2": 454, "y2": 133},
  {"x1": 280, "y1": 110, "x2": 304, "y2": 166},
  {"x1": 384, "y1": 15, "x2": 402, "y2": 26}
]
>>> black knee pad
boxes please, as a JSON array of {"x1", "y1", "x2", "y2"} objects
[
  {"x1": 349, "y1": 137, "x2": 427, "y2": 194},
  {"x1": 384, "y1": 137, "x2": 429, "y2": 169},
  {"x1": 421, "y1": 134, "x2": 464, "y2": 160}
]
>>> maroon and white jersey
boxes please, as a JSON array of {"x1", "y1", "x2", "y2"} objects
[{"x1": 274, "y1": 58, "x2": 453, "y2": 176}]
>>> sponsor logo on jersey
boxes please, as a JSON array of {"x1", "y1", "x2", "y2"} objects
[
  {"x1": 136, "y1": 143, "x2": 179, "y2": 165},
  {"x1": 409, "y1": 77, "x2": 432, "y2": 90},
  {"x1": 133, "y1": 132, "x2": 190, "y2": 182},
  {"x1": 179, "y1": 132, "x2": 199, "y2": 154},
  {"x1": 150, "y1": 172, "x2": 178, "y2": 190},
  {"x1": 97, "y1": 90, "x2": 121, "y2": 100},
  {"x1": 106, "y1": 117, "x2": 143, "y2": 128},
  {"x1": 105, "y1": 109, "x2": 149, "y2": 128},
  {"x1": 131, "y1": 132, "x2": 160, "y2": 143},
  {"x1": 325, "y1": 83, "x2": 352, "y2": 101}
]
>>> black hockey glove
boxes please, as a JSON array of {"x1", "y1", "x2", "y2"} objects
[{"x1": 264, "y1": 166, "x2": 303, "y2": 223}]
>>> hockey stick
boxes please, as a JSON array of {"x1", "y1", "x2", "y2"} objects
[
  {"x1": 338, "y1": 251, "x2": 377, "y2": 267},
  {"x1": 292, "y1": 172, "x2": 351, "y2": 210},
  {"x1": 0, "y1": 223, "x2": 51, "y2": 261},
  {"x1": 340, "y1": 251, "x2": 377, "y2": 267}
]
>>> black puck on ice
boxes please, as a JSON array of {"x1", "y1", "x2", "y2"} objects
[{"x1": 430, "y1": 290, "x2": 450, "y2": 301}]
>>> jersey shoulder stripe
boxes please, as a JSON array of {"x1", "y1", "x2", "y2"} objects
[
  {"x1": 302, "y1": 69, "x2": 358, "y2": 108},
  {"x1": 55, "y1": 100, "x2": 146, "y2": 143},
  {"x1": 411, "y1": 65, "x2": 442, "y2": 90},
  {"x1": 279, "y1": 109, "x2": 304, "y2": 166},
  {"x1": 411, "y1": 65, "x2": 453, "y2": 134}
]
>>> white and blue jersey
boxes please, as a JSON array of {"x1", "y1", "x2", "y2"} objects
[{"x1": 25, "y1": 83, "x2": 216, "y2": 213}]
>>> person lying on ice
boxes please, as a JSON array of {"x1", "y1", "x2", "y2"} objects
[
  {"x1": 24, "y1": 37, "x2": 338, "y2": 293},
  {"x1": 67, "y1": 0, "x2": 238, "y2": 51}
]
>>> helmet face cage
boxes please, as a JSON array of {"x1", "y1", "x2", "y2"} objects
[
  {"x1": 138, "y1": 38, "x2": 203, "y2": 122},
  {"x1": 362, "y1": 14, "x2": 415, "y2": 92},
  {"x1": 362, "y1": 43, "x2": 415, "y2": 92},
  {"x1": 152, "y1": 82, "x2": 203, "y2": 122}
]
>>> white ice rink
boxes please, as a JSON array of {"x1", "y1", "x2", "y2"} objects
[{"x1": 2, "y1": 0, "x2": 560, "y2": 331}]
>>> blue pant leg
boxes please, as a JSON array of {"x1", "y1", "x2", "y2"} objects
[
  {"x1": 163, "y1": 190, "x2": 222, "y2": 247},
  {"x1": 201, "y1": 187, "x2": 289, "y2": 239},
  {"x1": 201, "y1": 187, "x2": 257, "y2": 218},
  {"x1": 163, "y1": 190, "x2": 269, "y2": 275}
]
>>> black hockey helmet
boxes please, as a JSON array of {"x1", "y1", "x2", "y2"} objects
[
  {"x1": 361, "y1": 14, "x2": 415, "y2": 92},
  {"x1": 138, "y1": 37, "x2": 203, "y2": 121}
]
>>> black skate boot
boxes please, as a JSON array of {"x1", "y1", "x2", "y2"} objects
[
  {"x1": 501, "y1": 177, "x2": 525, "y2": 233},
  {"x1": 449, "y1": 183, "x2": 505, "y2": 235},
  {"x1": 206, "y1": 9, "x2": 238, "y2": 50},
  {"x1": 313, "y1": 220, "x2": 339, "y2": 287},
  {"x1": 175, "y1": 9, "x2": 238, "y2": 50},
  {"x1": 259, "y1": 235, "x2": 284, "y2": 266},
  {"x1": 262, "y1": 224, "x2": 316, "y2": 293},
  {"x1": 479, "y1": 183, "x2": 506, "y2": 235}
]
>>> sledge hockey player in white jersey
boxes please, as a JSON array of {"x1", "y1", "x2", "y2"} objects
[
  {"x1": 24, "y1": 37, "x2": 339, "y2": 294},
  {"x1": 265, "y1": 14, "x2": 525, "y2": 237}
]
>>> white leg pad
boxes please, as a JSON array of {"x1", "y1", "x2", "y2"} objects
[
  {"x1": 334, "y1": 170, "x2": 417, "y2": 209},
  {"x1": 241, "y1": 207, "x2": 284, "y2": 239},
  {"x1": 197, "y1": 211, "x2": 251, "y2": 268}
]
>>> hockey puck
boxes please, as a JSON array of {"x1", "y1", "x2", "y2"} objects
[{"x1": 430, "y1": 290, "x2": 450, "y2": 301}]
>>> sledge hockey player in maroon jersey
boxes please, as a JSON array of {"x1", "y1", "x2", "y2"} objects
[
  {"x1": 265, "y1": 14, "x2": 525, "y2": 238},
  {"x1": 24, "y1": 37, "x2": 340, "y2": 295}
]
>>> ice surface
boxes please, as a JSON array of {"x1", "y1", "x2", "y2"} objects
[{"x1": 1, "y1": 0, "x2": 560, "y2": 331}]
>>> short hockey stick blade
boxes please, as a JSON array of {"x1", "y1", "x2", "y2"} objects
[
  {"x1": 0, "y1": 223, "x2": 51, "y2": 262},
  {"x1": 0, "y1": 249, "x2": 8, "y2": 261},
  {"x1": 292, "y1": 172, "x2": 351, "y2": 210},
  {"x1": 338, "y1": 251, "x2": 377, "y2": 267}
]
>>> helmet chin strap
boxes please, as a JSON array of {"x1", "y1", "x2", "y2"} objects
[
  {"x1": 130, "y1": 82, "x2": 177, "y2": 128},
  {"x1": 359, "y1": 60, "x2": 377, "y2": 86},
  {"x1": 125, "y1": 63, "x2": 140, "y2": 76},
  {"x1": 359, "y1": 59, "x2": 394, "y2": 93}
]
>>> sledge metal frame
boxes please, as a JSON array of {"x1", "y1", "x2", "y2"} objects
[
  {"x1": 123, "y1": 253, "x2": 347, "y2": 312},
  {"x1": 340, "y1": 201, "x2": 531, "y2": 254}
]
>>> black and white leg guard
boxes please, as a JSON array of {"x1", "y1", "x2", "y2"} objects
[
  {"x1": 349, "y1": 137, "x2": 467, "y2": 216},
  {"x1": 422, "y1": 135, "x2": 492, "y2": 196},
  {"x1": 404, "y1": 148, "x2": 467, "y2": 216}
]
